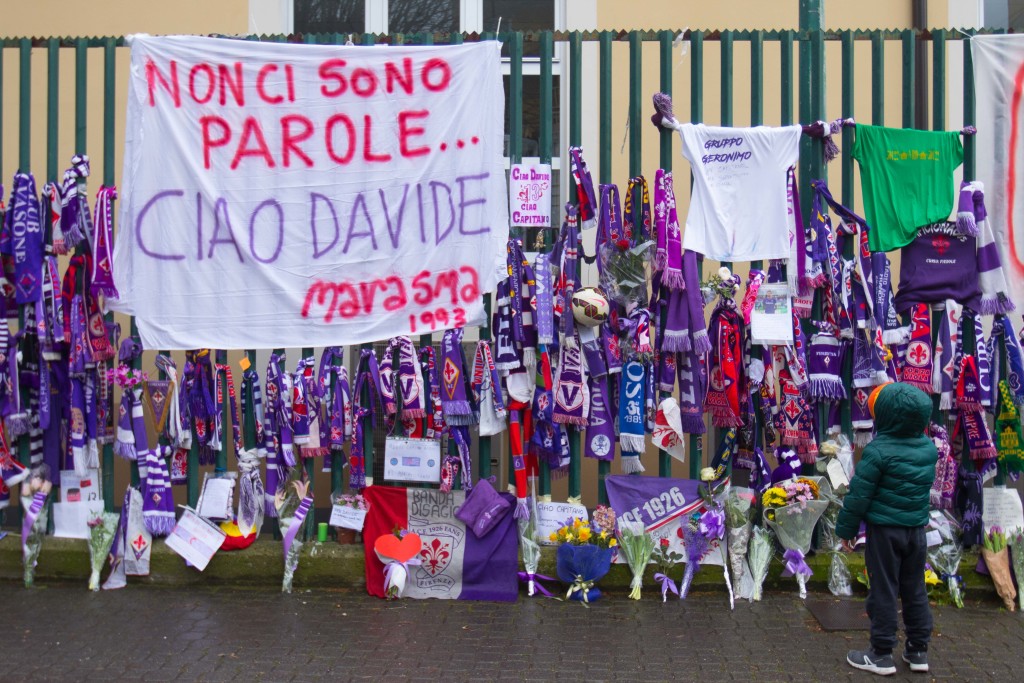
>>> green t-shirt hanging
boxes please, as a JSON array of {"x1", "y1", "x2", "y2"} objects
[{"x1": 851, "y1": 124, "x2": 964, "y2": 252}]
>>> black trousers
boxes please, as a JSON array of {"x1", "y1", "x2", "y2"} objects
[{"x1": 865, "y1": 524, "x2": 933, "y2": 654}]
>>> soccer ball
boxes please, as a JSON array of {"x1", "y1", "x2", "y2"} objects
[{"x1": 571, "y1": 287, "x2": 610, "y2": 327}]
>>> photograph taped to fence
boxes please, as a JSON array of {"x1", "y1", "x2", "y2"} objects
[{"x1": 111, "y1": 35, "x2": 509, "y2": 349}]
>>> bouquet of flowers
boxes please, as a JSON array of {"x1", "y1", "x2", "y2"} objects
[
  {"x1": 927, "y1": 510, "x2": 965, "y2": 608},
  {"x1": 1009, "y1": 530, "x2": 1024, "y2": 611},
  {"x1": 617, "y1": 520, "x2": 657, "y2": 600},
  {"x1": 747, "y1": 525, "x2": 774, "y2": 602},
  {"x1": 762, "y1": 477, "x2": 828, "y2": 598},
  {"x1": 701, "y1": 266, "x2": 742, "y2": 304},
  {"x1": 275, "y1": 478, "x2": 313, "y2": 594},
  {"x1": 553, "y1": 516, "x2": 617, "y2": 604},
  {"x1": 86, "y1": 510, "x2": 120, "y2": 591},
  {"x1": 724, "y1": 488, "x2": 755, "y2": 597},
  {"x1": 374, "y1": 527, "x2": 423, "y2": 599},
  {"x1": 334, "y1": 492, "x2": 368, "y2": 510},
  {"x1": 981, "y1": 526, "x2": 1017, "y2": 611},
  {"x1": 107, "y1": 364, "x2": 149, "y2": 388},
  {"x1": 815, "y1": 475, "x2": 852, "y2": 596},
  {"x1": 652, "y1": 537, "x2": 683, "y2": 601},
  {"x1": 21, "y1": 467, "x2": 53, "y2": 588}
]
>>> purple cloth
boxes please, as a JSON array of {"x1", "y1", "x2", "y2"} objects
[{"x1": 895, "y1": 223, "x2": 982, "y2": 313}]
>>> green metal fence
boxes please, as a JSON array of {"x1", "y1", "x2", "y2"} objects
[{"x1": 0, "y1": 27, "x2": 993, "y2": 525}]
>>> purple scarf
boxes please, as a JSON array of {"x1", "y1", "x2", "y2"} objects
[
  {"x1": 6, "y1": 172, "x2": 43, "y2": 304},
  {"x1": 91, "y1": 185, "x2": 119, "y2": 299},
  {"x1": 472, "y1": 340, "x2": 505, "y2": 418},
  {"x1": 534, "y1": 253, "x2": 555, "y2": 346},
  {"x1": 261, "y1": 362, "x2": 281, "y2": 517},
  {"x1": 441, "y1": 328, "x2": 473, "y2": 425},
  {"x1": 678, "y1": 347, "x2": 707, "y2": 434},
  {"x1": 584, "y1": 371, "x2": 616, "y2": 461},
  {"x1": 60, "y1": 154, "x2": 91, "y2": 251},
  {"x1": 142, "y1": 447, "x2": 176, "y2": 536},
  {"x1": 933, "y1": 301, "x2": 963, "y2": 410},
  {"x1": 397, "y1": 337, "x2": 426, "y2": 419},
  {"x1": 554, "y1": 205, "x2": 580, "y2": 341},
  {"x1": 553, "y1": 338, "x2": 588, "y2": 426},
  {"x1": 807, "y1": 327, "x2": 847, "y2": 400},
  {"x1": 266, "y1": 352, "x2": 295, "y2": 470},
  {"x1": 569, "y1": 147, "x2": 598, "y2": 230},
  {"x1": 350, "y1": 349, "x2": 382, "y2": 490},
  {"x1": 421, "y1": 346, "x2": 445, "y2": 439},
  {"x1": 654, "y1": 169, "x2": 684, "y2": 289}
]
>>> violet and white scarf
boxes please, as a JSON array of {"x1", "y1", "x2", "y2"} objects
[
  {"x1": 534, "y1": 252, "x2": 555, "y2": 345},
  {"x1": 142, "y1": 447, "x2": 175, "y2": 536},
  {"x1": 807, "y1": 327, "x2": 846, "y2": 400},
  {"x1": 654, "y1": 169, "x2": 684, "y2": 289},
  {"x1": 972, "y1": 181, "x2": 1017, "y2": 315},
  {"x1": 396, "y1": 336, "x2": 426, "y2": 419},
  {"x1": 60, "y1": 154, "x2": 92, "y2": 251},
  {"x1": 472, "y1": 340, "x2": 506, "y2": 431},
  {"x1": 933, "y1": 301, "x2": 963, "y2": 410},
  {"x1": 91, "y1": 185, "x2": 119, "y2": 299},
  {"x1": 553, "y1": 337, "x2": 588, "y2": 427}
]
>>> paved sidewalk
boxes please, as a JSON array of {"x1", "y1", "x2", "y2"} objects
[{"x1": 2, "y1": 584, "x2": 1022, "y2": 682}]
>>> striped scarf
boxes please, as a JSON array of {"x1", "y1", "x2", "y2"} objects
[{"x1": 142, "y1": 448, "x2": 176, "y2": 536}]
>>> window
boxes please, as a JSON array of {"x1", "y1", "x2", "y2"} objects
[
  {"x1": 483, "y1": 0, "x2": 556, "y2": 56},
  {"x1": 389, "y1": 0, "x2": 459, "y2": 35},
  {"x1": 294, "y1": 1, "x2": 365, "y2": 35}
]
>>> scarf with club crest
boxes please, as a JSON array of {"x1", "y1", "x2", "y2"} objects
[
  {"x1": 956, "y1": 355, "x2": 996, "y2": 461},
  {"x1": 90, "y1": 185, "x2": 119, "y2": 299},
  {"x1": 349, "y1": 348, "x2": 382, "y2": 490},
  {"x1": 569, "y1": 146, "x2": 599, "y2": 230},
  {"x1": 706, "y1": 298, "x2": 744, "y2": 428},
  {"x1": 654, "y1": 169, "x2": 685, "y2": 289},
  {"x1": 619, "y1": 359, "x2": 647, "y2": 473},
  {"x1": 807, "y1": 322, "x2": 846, "y2": 400},
  {"x1": 420, "y1": 346, "x2": 446, "y2": 439},
  {"x1": 5, "y1": 171, "x2": 43, "y2": 304},
  {"x1": 553, "y1": 335, "x2": 588, "y2": 427},
  {"x1": 441, "y1": 327, "x2": 474, "y2": 425},
  {"x1": 901, "y1": 303, "x2": 934, "y2": 393},
  {"x1": 995, "y1": 380, "x2": 1024, "y2": 473}
]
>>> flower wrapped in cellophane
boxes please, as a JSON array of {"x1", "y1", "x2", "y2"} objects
[
  {"x1": 927, "y1": 510, "x2": 965, "y2": 608},
  {"x1": 724, "y1": 488, "x2": 755, "y2": 598},
  {"x1": 553, "y1": 516, "x2": 617, "y2": 604},
  {"x1": 747, "y1": 526, "x2": 774, "y2": 601},
  {"x1": 86, "y1": 510, "x2": 120, "y2": 591},
  {"x1": 516, "y1": 494, "x2": 552, "y2": 597},
  {"x1": 815, "y1": 476, "x2": 852, "y2": 596},
  {"x1": 763, "y1": 477, "x2": 828, "y2": 599},
  {"x1": 275, "y1": 478, "x2": 313, "y2": 594},
  {"x1": 981, "y1": 527, "x2": 1016, "y2": 611},
  {"x1": 617, "y1": 520, "x2": 657, "y2": 600},
  {"x1": 21, "y1": 467, "x2": 53, "y2": 588},
  {"x1": 1009, "y1": 530, "x2": 1024, "y2": 611}
]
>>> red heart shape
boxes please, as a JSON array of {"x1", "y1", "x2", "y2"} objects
[{"x1": 374, "y1": 533, "x2": 422, "y2": 564}]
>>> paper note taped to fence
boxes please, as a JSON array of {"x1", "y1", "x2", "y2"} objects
[
  {"x1": 111, "y1": 35, "x2": 508, "y2": 349},
  {"x1": 383, "y1": 437, "x2": 441, "y2": 483}
]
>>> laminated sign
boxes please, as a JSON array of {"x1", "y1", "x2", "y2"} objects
[{"x1": 111, "y1": 36, "x2": 509, "y2": 349}]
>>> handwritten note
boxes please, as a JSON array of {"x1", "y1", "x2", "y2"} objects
[
  {"x1": 509, "y1": 162, "x2": 551, "y2": 227},
  {"x1": 165, "y1": 507, "x2": 227, "y2": 571},
  {"x1": 536, "y1": 502, "x2": 589, "y2": 546},
  {"x1": 330, "y1": 504, "x2": 368, "y2": 531},
  {"x1": 982, "y1": 486, "x2": 1024, "y2": 533}
]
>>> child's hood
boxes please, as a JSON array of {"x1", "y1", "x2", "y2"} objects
[{"x1": 872, "y1": 382, "x2": 933, "y2": 437}]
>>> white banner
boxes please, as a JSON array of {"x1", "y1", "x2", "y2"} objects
[
  {"x1": 111, "y1": 36, "x2": 508, "y2": 349},
  {"x1": 971, "y1": 35, "x2": 1024, "y2": 313}
]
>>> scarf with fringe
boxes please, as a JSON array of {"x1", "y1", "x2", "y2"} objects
[
  {"x1": 901, "y1": 303, "x2": 934, "y2": 393},
  {"x1": 618, "y1": 360, "x2": 647, "y2": 473},
  {"x1": 706, "y1": 299, "x2": 744, "y2": 428}
]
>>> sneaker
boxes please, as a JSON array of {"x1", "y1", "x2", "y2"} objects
[
  {"x1": 846, "y1": 649, "x2": 897, "y2": 676},
  {"x1": 902, "y1": 650, "x2": 929, "y2": 673}
]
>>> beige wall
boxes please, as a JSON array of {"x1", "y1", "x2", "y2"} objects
[{"x1": 1, "y1": 0, "x2": 249, "y2": 37}]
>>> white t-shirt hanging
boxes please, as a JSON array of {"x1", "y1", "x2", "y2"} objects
[{"x1": 678, "y1": 123, "x2": 802, "y2": 262}]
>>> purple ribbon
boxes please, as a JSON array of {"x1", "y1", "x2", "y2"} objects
[
  {"x1": 22, "y1": 490, "x2": 48, "y2": 547},
  {"x1": 654, "y1": 572, "x2": 679, "y2": 600},
  {"x1": 517, "y1": 571, "x2": 558, "y2": 597},
  {"x1": 782, "y1": 548, "x2": 813, "y2": 578},
  {"x1": 698, "y1": 508, "x2": 725, "y2": 541},
  {"x1": 281, "y1": 495, "x2": 313, "y2": 562}
]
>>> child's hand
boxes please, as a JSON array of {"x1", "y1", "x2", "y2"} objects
[{"x1": 840, "y1": 539, "x2": 856, "y2": 553}]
